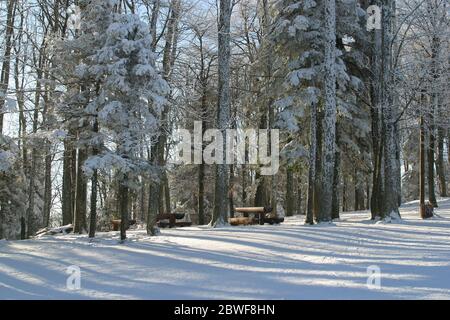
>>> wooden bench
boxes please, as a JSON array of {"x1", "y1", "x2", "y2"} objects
[
  {"x1": 231, "y1": 207, "x2": 284, "y2": 226},
  {"x1": 157, "y1": 213, "x2": 192, "y2": 228}
]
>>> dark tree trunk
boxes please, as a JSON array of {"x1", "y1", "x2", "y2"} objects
[
  {"x1": 119, "y1": 178, "x2": 129, "y2": 242},
  {"x1": 342, "y1": 175, "x2": 347, "y2": 212},
  {"x1": 437, "y1": 128, "x2": 447, "y2": 197},
  {"x1": 306, "y1": 102, "x2": 317, "y2": 225},
  {"x1": 313, "y1": 110, "x2": 323, "y2": 221},
  {"x1": 89, "y1": 169, "x2": 98, "y2": 238},
  {"x1": 43, "y1": 153, "x2": 52, "y2": 227},
  {"x1": 419, "y1": 114, "x2": 426, "y2": 218},
  {"x1": 297, "y1": 177, "x2": 302, "y2": 215},
  {"x1": 74, "y1": 147, "x2": 87, "y2": 233},
  {"x1": 229, "y1": 165, "x2": 235, "y2": 219},
  {"x1": 147, "y1": 144, "x2": 160, "y2": 235},
  {"x1": 366, "y1": 178, "x2": 371, "y2": 210},
  {"x1": 331, "y1": 125, "x2": 340, "y2": 220},
  {"x1": 198, "y1": 161, "x2": 205, "y2": 225},
  {"x1": 89, "y1": 119, "x2": 99, "y2": 238},
  {"x1": 62, "y1": 139, "x2": 73, "y2": 225},
  {"x1": 427, "y1": 122, "x2": 438, "y2": 207},
  {"x1": 0, "y1": 0, "x2": 16, "y2": 133},
  {"x1": 71, "y1": 147, "x2": 77, "y2": 222},
  {"x1": 147, "y1": 177, "x2": 160, "y2": 235},
  {"x1": 286, "y1": 167, "x2": 294, "y2": 217}
]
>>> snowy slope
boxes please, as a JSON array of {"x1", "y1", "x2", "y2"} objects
[{"x1": 1, "y1": 199, "x2": 450, "y2": 300}]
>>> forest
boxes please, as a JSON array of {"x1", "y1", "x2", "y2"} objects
[
  {"x1": 0, "y1": 0, "x2": 450, "y2": 300},
  {"x1": 1, "y1": 0, "x2": 449, "y2": 240}
]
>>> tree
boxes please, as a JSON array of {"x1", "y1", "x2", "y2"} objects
[
  {"x1": 317, "y1": 0, "x2": 337, "y2": 223},
  {"x1": 211, "y1": 0, "x2": 232, "y2": 227},
  {"x1": 57, "y1": 0, "x2": 168, "y2": 240},
  {"x1": 0, "y1": 0, "x2": 16, "y2": 134}
]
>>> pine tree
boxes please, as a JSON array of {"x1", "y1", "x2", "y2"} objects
[
  {"x1": 56, "y1": 0, "x2": 168, "y2": 240},
  {"x1": 0, "y1": 135, "x2": 27, "y2": 240}
]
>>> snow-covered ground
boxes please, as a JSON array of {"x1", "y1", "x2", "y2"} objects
[{"x1": 1, "y1": 199, "x2": 450, "y2": 300}]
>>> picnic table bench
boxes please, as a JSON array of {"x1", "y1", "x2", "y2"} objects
[
  {"x1": 157, "y1": 213, "x2": 192, "y2": 228},
  {"x1": 230, "y1": 207, "x2": 284, "y2": 226}
]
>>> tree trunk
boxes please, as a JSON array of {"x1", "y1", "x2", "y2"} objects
[
  {"x1": 229, "y1": 165, "x2": 235, "y2": 219},
  {"x1": 343, "y1": 174, "x2": 347, "y2": 212},
  {"x1": 370, "y1": 1, "x2": 384, "y2": 220},
  {"x1": 198, "y1": 160, "x2": 205, "y2": 225},
  {"x1": 74, "y1": 146, "x2": 87, "y2": 233},
  {"x1": 153, "y1": 0, "x2": 181, "y2": 216},
  {"x1": 331, "y1": 132, "x2": 340, "y2": 219},
  {"x1": 419, "y1": 114, "x2": 426, "y2": 218},
  {"x1": 43, "y1": 153, "x2": 52, "y2": 227},
  {"x1": 317, "y1": 0, "x2": 337, "y2": 223},
  {"x1": 297, "y1": 177, "x2": 302, "y2": 215},
  {"x1": 381, "y1": 0, "x2": 400, "y2": 219},
  {"x1": 119, "y1": 177, "x2": 129, "y2": 242},
  {"x1": 147, "y1": 145, "x2": 160, "y2": 235},
  {"x1": 0, "y1": 0, "x2": 16, "y2": 133},
  {"x1": 88, "y1": 169, "x2": 98, "y2": 238},
  {"x1": 62, "y1": 138, "x2": 73, "y2": 225},
  {"x1": 437, "y1": 128, "x2": 447, "y2": 197},
  {"x1": 313, "y1": 110, "x2": 323, "y2": 220},
  {"x1": 150, "y1": 0, "x2": 161, "y2": 51},
  {"x1": 26, "y1": 54, "x2": 43, "y2": 238},
  {"x1": 211, "y1": 0, "x2": 231, "y2": 227},
  {"x1": 286, "y1": 167, "x2": 294, "y2": 217},
  {"x1": 305, "y1": 102, "x2": 317, "y2": 225},
  {"x1": 88, "y1": 119, "x2": 99, "y2": 238},
  {"x1": 427, "y1": 121, "x2": 438, "y2": 207},
  {"x1": 366, "y1": 178, "x2": 371, "y2": 210}
]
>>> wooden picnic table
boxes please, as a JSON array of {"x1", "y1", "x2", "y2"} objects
[{"x1": 234, "y1": 207, "x2": 273, "y2": 225}]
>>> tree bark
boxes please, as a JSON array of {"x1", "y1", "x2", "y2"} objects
[
  {"x1": 381, "y1": 0, "x2": 400, "y2": 219},
  {"x1": 147, "y1": 145, "x2": 160, "y2": 235},
  {"x1": 305, "y1": 102, "x2": 317, "y2": 225},
  {"x1": 74, "y1": 146, "x2": 87, "y2": 234},
  {"x1": 88, "y1": 119, "x2": 99, "y2": 238},
  {"x1": 427, "y1": 120, "x2": 438, "y2": 207},
  {"x1": 286, "y1": 167, "x2": 294, "y2": 217},
  {"x1": 0, "y1": 0, "x2": 16, "y2": 133},
  {"x1": 62, "y1": 138, "x2": 74, "y2": 225},
  {"x1": 437, "y1": 128, "x2": 447, "y2": 197},
  {"x1": 331, "y1": 128, "x2": 340, "y2": 220},
  {"x1": 370, "y1": 0, "x2": 384, "y2": 220},
  {"x1": 119, "y1": 177, "x2": 129, "y2": 242},
  {"x1": 297, "y1": 177, "x2": 302, "y2": 215},
  {"x1": 317, "y1": 0, "x2": 337, "y2": 223},
  {"x1": 211, "y1": 0, "x2": 231, "y2": 227},
  {"x1": 313, "y1": 110, "x2": 323, "y2": 220},
  {"x1": 419, "y1": 113, "x2": 426, "y2": 218}
]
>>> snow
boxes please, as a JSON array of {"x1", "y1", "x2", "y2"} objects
[{"x1": 1, "y1": 199, "x2": 450, "y2": 299}]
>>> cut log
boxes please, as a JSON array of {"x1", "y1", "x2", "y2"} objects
[
  {"x1": 35, "y1": 224, "x2": 74, "y2": 236},
  {"x1": 229, "y1": 217, "x2": 256, "y2": 226},
  {"x1": 234, "y1": 206, "x2": 272, "y2": 214}
]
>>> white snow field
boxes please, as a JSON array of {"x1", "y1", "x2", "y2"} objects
[{"x1": 1, "y1": 199, "x2": 450, "y2": 300}]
